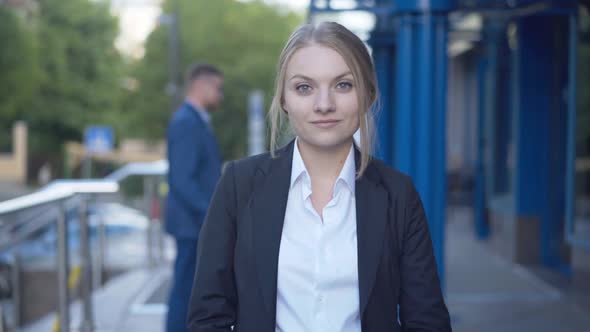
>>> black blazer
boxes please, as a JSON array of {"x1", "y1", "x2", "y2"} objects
[{"x1": 188, "y1": 141, "x2": 451, "y2": 332}]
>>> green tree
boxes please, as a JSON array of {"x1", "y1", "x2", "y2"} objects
[
  {"x1": 0, "y1": 7, "x2": 38, "y2": 151},
  {"x1": 25, "y1": 0, "x2": 125, "y2": 157},
  {"x1": 126, "y1": 0, "x2": 302, "y2": 160}
]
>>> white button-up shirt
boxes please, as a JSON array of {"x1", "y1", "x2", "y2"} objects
[{"x1": 276, "y1": 140, "x2": 361, "y2": 332}]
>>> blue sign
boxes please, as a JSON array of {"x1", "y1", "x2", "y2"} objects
[{"x1": 84, "y1": 126, "x2": 114, "y2": 154}]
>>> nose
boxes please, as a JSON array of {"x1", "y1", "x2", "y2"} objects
[{"x1": 313, "y1": 88, "x2": 335, "y2": 114}]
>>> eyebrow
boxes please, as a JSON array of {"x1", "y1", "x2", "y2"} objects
[{"x1": 288, "y1": 71, "x2": 353, "y2": 82}]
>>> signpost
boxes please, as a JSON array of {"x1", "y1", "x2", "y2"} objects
[{"x1": 83, "y1": 126, "x2": 114, "y2": 178}]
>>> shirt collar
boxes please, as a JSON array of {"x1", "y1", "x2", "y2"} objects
[
  {"x1": 290, "y1": 138, "x2": 308, "y2": 189},
  {"x1": 197, "y1": 109, "x2": 211, "y2": 125},
  {"x1": 290, "y1": 138, "x2": 356, "y2": 195},
  {"x1": 185, "y1": 100, "x2": 211, "y2": 125},
  {"x1": 338, "y1": 143, "x2": 356, "y2": 194}
]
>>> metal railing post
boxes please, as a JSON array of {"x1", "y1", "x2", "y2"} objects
[
  {"x1": 11, "y1": 252, "x2": 21, "y2": 328},
  {"x1": 94, "y1": 214, "x2": 106, "y2": 289},
  {"x1": 144, "y1": 176, "x2": 155, "y2": 268},
  {"x1": 79, "y1": 199, "x2": 94, "y2": 332},
  {"x1": 0, "y1": 160, "x2": 168, "y2": 330},
  {"x1": 57, "y1": 203, "x2": 70, "y2": 332},
  {"x1": 156, "y1": 176, "x2": 165, "y2": 264},
  {"x1": 0, "y1": 305, "x2": 7, "y2": 332}
]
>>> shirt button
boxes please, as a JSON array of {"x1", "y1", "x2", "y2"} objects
[{"x1": 318, "y1": 295, "x2": 324, "y2": 303}]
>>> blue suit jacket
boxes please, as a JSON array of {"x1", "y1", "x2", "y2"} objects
[{"x1": 165, "y1": 102, "x2": 222, "y2": 239}]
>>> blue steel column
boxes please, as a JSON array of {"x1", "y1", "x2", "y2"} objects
[
  {"x1": 474, "y1": 21, "x2": 504, "y2": 239},
  {"x1": 394, "y1": 15, "x2": 415, "y2": 177},
  {"x1": 475, "y1": 58, "x2": 489, "y2": 239},
  {"x1": 430, "y1": 14, "x2": 448, "y2": 283},
  {"x1": 513, "y1": 14, "x2": 570, "y2": 270},
  {"x1": 543, "y1": 15, "x2": 569, "y2": 271},
  {"x1": 565, "y1": 11, "x2": 590, "y2": 251},
  {"x1": 393, "y1": 0, "x2": 453, "y2": 285},
  {"x1": 369, "y1": 14, "x2": 396, "y2": 165}
]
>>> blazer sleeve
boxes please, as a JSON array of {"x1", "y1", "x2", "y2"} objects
[
  {"x1": 398, "y1": 179, "x2": 452, "y2": 332},
  {"x1": 167, "y1": 119, "x2": 212, "y2": 217},
  {"x1": 187, "y1": 161, "x2": 237, "y2": 332}
]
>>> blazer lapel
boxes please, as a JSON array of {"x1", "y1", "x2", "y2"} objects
[
  {"x1": 250, "y1": 143, "x2": 388, "y2": 320},
  {"x1": 250, "y1": 141, "x2": 294, "y2": 320},
  {"x1": 355, "y1": 156, "x2": 389, "y2": 316}
]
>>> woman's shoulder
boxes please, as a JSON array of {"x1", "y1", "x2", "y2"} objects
[
  {"x1": 225, "y1": 151, "x2": 273, "y2": 180},
  {"x1": 227, "y1": 142, "x2": 292, "y2": 178},
  {"x1": 221, "y1": 152, "x2": 276, "y2": 207},
  {"x1": 367, "y1": 157, "x2": 415, "y2": 196}
]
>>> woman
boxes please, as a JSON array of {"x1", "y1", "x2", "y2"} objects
[{"x1": 187, "y1": 22, "x2": 451, "y2": 332}]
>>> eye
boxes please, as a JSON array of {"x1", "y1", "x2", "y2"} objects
[
  {"x1": 336, "y1": 81, "x2": 353, "y2": 90},
  {"x1": 295, "y1": 84, "x2": 312, "y2": 94}
]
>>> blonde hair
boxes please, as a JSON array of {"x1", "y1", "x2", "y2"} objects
[{"x1": 268, "y1": 22, "x2": 379, "y2": 177}]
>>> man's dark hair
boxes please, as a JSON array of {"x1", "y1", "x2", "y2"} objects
[{"x1": 186, "y1": 63, "x2": 222, "y2": 84}]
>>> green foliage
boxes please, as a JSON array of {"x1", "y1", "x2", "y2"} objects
[
  {"x1": 0, "y1": 0, "x2": 124, "y2": 164},
  {"x1": 0, "y1": 7, "x2": 38, "y2": 151},
  {"x1": 27, "y1": 0, "x2": 124, "y2": 154},
  {"x1": 126, "y1": 0, "x2": 302, "y2": 160}
]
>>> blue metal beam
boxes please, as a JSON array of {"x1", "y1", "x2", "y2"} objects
[
  {"x1": 394, "y1": 12, "x2": 450, "y2": 285},
  {"x1": 474, "y1": 20, "x2": 509, "y2": 239},
  {"x1": 565, "y1": 14, "x2": 590, "y2": 252},
  {"x1": 307, "y1": 0, "x2": 577, "y2": 17},
  {"x1": 395, "y1": 0, "x2": 455, "y2": 12},
  {"x1": 432, "y1": 15, "x2": 449, "y2": 282},
  {"x1": 394, "y1": 15, "x2": 416, "y2": 178},
  {"x1": 512, "y1": 14, "x2": 572, "y2": 270},
  {"x1": 475, "y1": 58, "x2": 490, "y2": 239},
  {"x1": 370, "y1": 31, "x2": 395, "y2": 164}
]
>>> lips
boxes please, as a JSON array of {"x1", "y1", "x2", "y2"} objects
[{"x1": 311, "y1": 119, "x2": 340, "y2": 129}]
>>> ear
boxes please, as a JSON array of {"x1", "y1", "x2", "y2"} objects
[{"x1": 281, "y1": 101, "x2": 288, "y2": 114}]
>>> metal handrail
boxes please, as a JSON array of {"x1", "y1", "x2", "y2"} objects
[
  {"x1": 0, "y1": 159, "x2": 168, "y2": 216},
  {"x1": 106, "y1": 159, "x2": 168, "y2": 182},
  {"x1": 0, "y1": 187, "x2": 73, "y2": 216},
  {"x1": 0, "y1": 159, "x2": 168, "y2": 332}
]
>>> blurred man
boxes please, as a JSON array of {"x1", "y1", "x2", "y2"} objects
[{"x1": 165, "y1": 63, "x2": 223, "y2": 332}]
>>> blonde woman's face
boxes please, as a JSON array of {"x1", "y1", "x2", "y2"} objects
[{"x1": 283, "y1": 44, "x2": 360, "y2": 152}]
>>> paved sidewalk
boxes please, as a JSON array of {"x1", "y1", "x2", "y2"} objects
[
  {"x1": 446, "y1": 207, "x2": 590, "y2": 332},
  {"x1": 22, "y1": 267, "x2": 169, "y2": 332}
]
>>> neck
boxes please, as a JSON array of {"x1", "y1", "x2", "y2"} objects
[
  {"x1": 297, "y1": 138, "x2": 352, "y2": 182},
  {"x1": 186, "y1": 95, "x2": 207, "y2": 113}
]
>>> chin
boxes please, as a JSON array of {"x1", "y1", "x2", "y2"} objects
[{"x1": 300, "y1": 135, "x2": 353, "y2": 151}]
